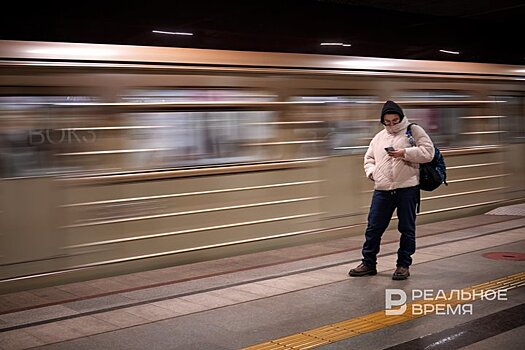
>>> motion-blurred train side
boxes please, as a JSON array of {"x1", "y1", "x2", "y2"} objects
[{"x1": 0, "y1": 40, "x2": 524, "y2": 291}]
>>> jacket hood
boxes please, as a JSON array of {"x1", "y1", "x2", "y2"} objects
[{"x1": 381, "y1": 100, "x2": 404, "y2": 124}]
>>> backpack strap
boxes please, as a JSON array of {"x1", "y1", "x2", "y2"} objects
[
  {"x1": 416, "y1": 188, "x2": 421, "y2": 213},
  {"x1": 406, "y1": 123, "x2": 417, "y2": 147},
  {"x1": 407, "y1": 123, "x2": 422, "y2": 210}
]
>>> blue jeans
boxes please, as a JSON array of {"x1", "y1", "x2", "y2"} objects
[{"x1": 361, "y1": 186, "x2": 419, "y2": 268}]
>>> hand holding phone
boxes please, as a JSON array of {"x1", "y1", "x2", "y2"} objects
[{"x1": 385, "y1": 146, "x2": 395, "y2": 152}]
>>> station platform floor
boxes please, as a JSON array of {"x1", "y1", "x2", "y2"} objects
[{"x1": 1, "y1": 203, "x2": 524, "y2": 350}]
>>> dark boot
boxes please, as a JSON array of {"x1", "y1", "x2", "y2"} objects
[
  {"x1": 392, "y1": 266, "x2": 410, "y2": 280},
  {"x1": 348, "y1": 263, "x2": 377, "y2": 277}
]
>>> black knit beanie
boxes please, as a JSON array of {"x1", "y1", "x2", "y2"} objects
[{"x1": 381, "y1": 100, "x2": 404, "y2": 124}]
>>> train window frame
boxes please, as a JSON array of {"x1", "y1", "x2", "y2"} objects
[
  {"x1": 287, "y1": 93, "x2": 381, "y2": 156},
  {"x1": 113, "y1": 87, "x2": 282, "y2": 172}
]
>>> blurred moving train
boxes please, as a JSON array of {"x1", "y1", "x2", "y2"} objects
[{"x1": 0, "y1": 40, "x2": 524, "y2": 291}]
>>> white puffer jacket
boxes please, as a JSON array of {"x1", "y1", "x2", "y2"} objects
[{"x1": 364, "y1": 118, "x2": 434, "y2": 191}]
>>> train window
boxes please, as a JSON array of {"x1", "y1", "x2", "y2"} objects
[
  {"x1": 490, "y1": 94, "x2": 524, "y2": 144},
  {"x1": 117, "y1": 89, "x2": 279, "y2": 170},
  {"x1": 0, "y1": 95, "x2": 100, "y2": 178},
  {"x1": 394, "y1": 91, "x2": 506, "y2": 148},
  {"x1": 288, "y1": 95, "x2": 380, "y2": 155}
]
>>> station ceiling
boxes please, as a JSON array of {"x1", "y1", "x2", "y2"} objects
[{"x1": 1, "y1": 0, "x2": 524, "y2": 65}]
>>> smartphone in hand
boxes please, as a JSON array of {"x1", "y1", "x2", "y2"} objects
[{"x1": 384, "y1": 146, "x2": 395, "y2": 152}]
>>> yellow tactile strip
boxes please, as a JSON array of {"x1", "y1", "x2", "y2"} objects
[{"x1": 242, "y1": 271, "x2": 525, "y2": 350}]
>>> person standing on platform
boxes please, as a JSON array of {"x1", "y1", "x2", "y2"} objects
[{"x1": 349, "y1": 101, "x2": 434, "y2": 280}]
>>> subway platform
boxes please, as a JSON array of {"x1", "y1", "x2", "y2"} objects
[{"x1": 0, "y1": 204, "x2": 524, "y2": 350}]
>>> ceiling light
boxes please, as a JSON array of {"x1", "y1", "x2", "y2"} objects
[
  {"x1": 439, "y1": 49, "x2": 460, "y2": 55},
  {"x1": 321, "y1": 42, "x2": 351, "y2": 47},
  {"x1": 152, "y1": 30, "x2": 193, "y2": 36}
]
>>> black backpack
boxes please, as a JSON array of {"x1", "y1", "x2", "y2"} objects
[{"x1": 406, "y1": 123, "x2": 448, "y2": 191}]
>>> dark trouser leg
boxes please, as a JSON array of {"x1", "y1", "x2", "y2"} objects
[
  {"x1": 396, "y1": 186, "x2": 419, "y2": 267},
  {"x1": 362, "y1": 190, "x2": 396, "y2": 267}
]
